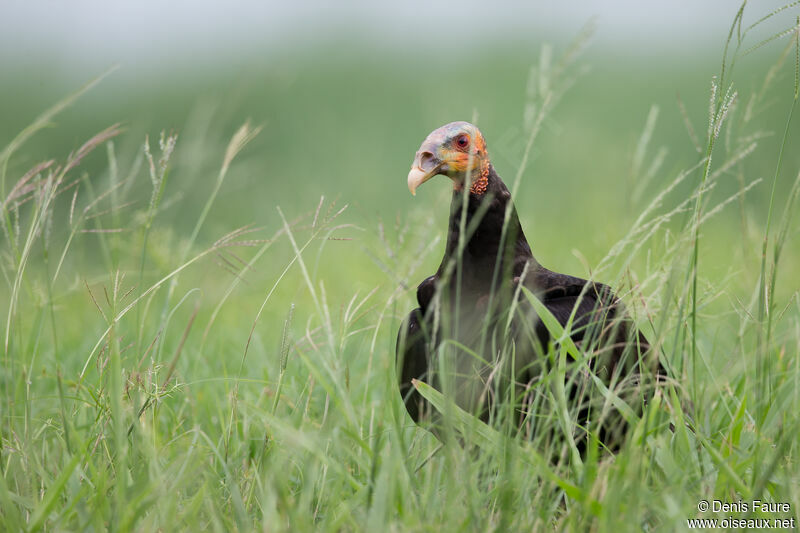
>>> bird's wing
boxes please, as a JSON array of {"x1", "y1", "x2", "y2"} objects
[
  {"x1": 396, "y1": 308, "x2": 431, "y2": 423},
  {"x1": 522, "y1": 270, "x2": 651, "y2": 376}
]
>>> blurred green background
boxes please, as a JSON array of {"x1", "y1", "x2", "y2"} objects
[
  {"x1": 2, "y1": 6, "x2": 797, "y2": 250},
  {"x1": 2, "y1": 1, "x2": 799, "y2": 373},
  {"x1": 1, "y1": 2, "x2": 798, "y2": 368}
]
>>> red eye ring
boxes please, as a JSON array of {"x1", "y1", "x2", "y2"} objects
[{"x1": 455, "y1": 134, "x2": 470, "y2": 150}]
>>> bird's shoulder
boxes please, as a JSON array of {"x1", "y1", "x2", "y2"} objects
[
  {"x1": 529, "y1": 267, "x2": 616, "y2": 305},
  {"x1": 416, "y1": 275, "x2": 437, "y2": 311}
]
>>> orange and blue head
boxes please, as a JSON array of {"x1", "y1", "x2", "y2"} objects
[{"x1": 407, "y1": 121, "x2": 490, "y2": 196}]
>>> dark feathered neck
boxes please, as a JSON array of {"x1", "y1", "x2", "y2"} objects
[{"x1": 438, "y1": 165, "x2": 538, "y2": 279}]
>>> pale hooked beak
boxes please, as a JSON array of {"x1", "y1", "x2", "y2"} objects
[{"x1": 407, "y1": 146, "x2": 443, "y2": 196}]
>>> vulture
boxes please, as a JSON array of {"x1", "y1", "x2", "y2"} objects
[{"x1": 396, "y1": 121, "x2": 661, "y2": 449}]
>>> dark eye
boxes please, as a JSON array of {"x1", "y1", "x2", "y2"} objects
[{"x1": 455, "y1": 134, "x2": 470, "y2": 149}]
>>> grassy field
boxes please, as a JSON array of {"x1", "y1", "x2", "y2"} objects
[{"x1": 2, "y1": 5, "x2": 800, "y2": 531}]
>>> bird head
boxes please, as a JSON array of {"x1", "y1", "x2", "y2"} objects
[{"x1": 407, "y1": 121, "x2": 490, "y2": 196}]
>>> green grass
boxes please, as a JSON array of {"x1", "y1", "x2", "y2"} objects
[{"x1": 2, "y1": 4, "x2": 800, "y2": 531}]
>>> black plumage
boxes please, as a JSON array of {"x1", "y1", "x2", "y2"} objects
[{"x1": 396, "y1": 122, "x2": 660, "y2": 448}]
